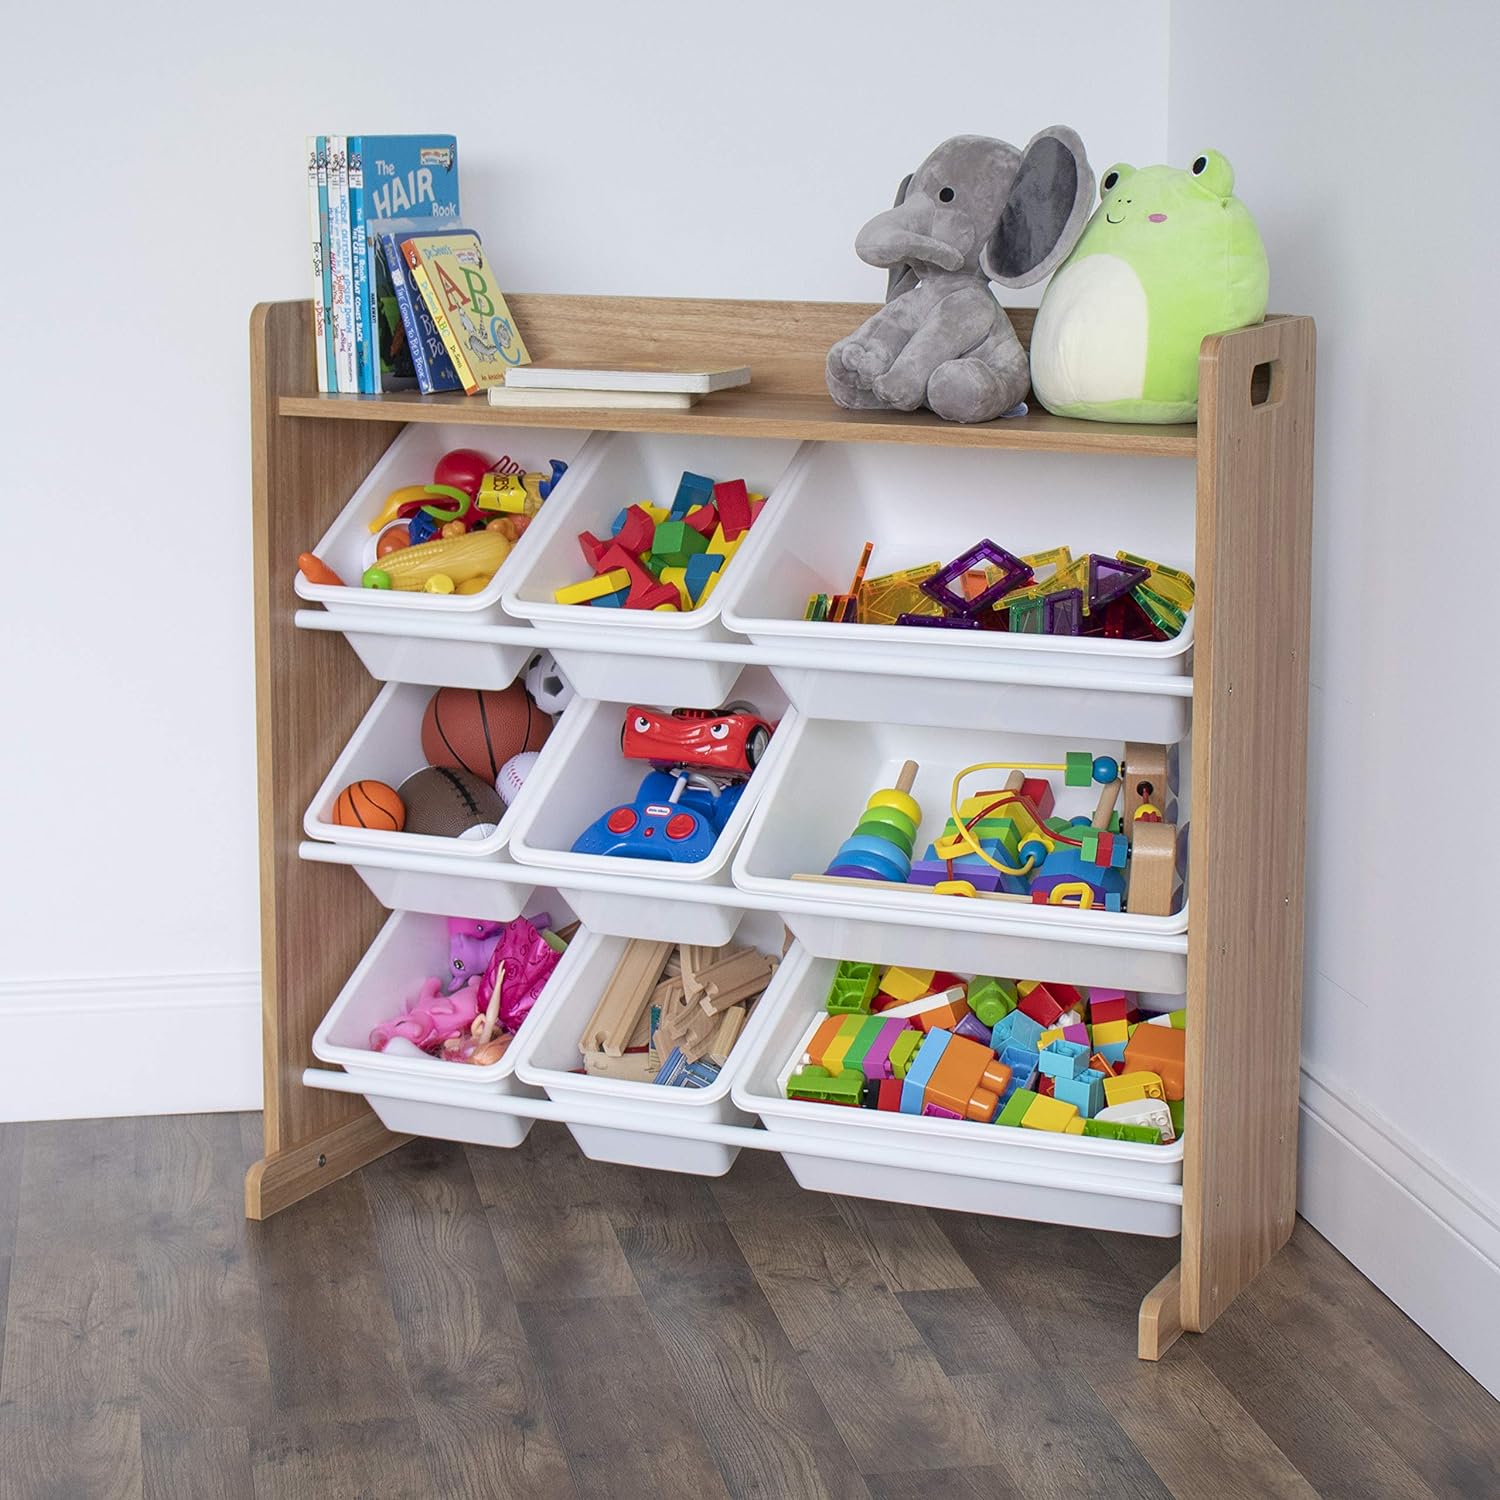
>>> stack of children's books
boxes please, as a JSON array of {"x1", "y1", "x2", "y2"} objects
[{"x1": 305, "y1": 134, "x2": 529, "y2": 394}]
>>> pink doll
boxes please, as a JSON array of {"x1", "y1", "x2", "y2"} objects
[
  {"x1": 369, "y1": 974, "x2": 483, "y2": 1052},
  {"x1": 475, "y1": 916, "x2": 562, "y2": 1034}
]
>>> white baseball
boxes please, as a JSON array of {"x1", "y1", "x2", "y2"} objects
[{"x1": 496, "y1": 751, "x2": 540, "y2": 806}]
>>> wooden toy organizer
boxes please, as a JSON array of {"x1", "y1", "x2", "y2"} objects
[{"x1": 246, "y1": 295, "x2": 1314, "y2": 1360}]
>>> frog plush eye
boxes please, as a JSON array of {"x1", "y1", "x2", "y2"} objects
[
  {"x1": 1099, "y1": 163, "x2": 1134, "y2": 199},
  {"x1": 1188, "y1": 150, "x2": 1235, "y2": 199}
]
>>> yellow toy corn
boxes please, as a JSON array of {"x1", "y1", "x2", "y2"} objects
[{"x1": 362, "y1": 527, "x2": 511, "y2": 591}]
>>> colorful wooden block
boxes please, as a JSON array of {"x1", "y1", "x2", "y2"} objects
[
  {"x1": 684, "y1": 550, "x2": 724, "y2": 604},
  {"x1": 554, "y1": 568, "x2": 631, "y2": 605},
  {"x1": 714, "y1": 478, "x2": 752, "y2": 539},
  {"x1": 671, "y1": 471, "x2": 715, "y2": 518}
]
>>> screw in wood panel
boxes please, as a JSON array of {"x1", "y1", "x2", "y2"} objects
[{"x1": 317, "y1": 1154, "x2": 327, "y2": 1168}]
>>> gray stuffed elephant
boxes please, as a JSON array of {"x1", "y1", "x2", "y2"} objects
[{"x1": 826, "y1": 128, "x2": 1095, "y2": 423}]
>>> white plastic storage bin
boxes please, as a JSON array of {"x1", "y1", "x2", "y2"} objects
[
  {"x1": 506, "y1": 667, "x2": 794, "y2": 944},
  {"x1": 718, "y1": 441, "x2": 1193, "y2": 741},
  {"x1": 501, "y1": 431, "x2": 808, "y2": 705},
  {"x1": 731, "y1": 944, "x2": 1183, "y2": 1236},
  {"x1": 300, "y1": 839, "x2": 541, "y2": 923},
  {"x1": 311, "y1": 895, "x2": 580, "y2": 1147},
  {"x1": 303, "y1": 681, "x2": 570, "y2": 861},
  {"x1": 511, "y1": 909, "x2": 786, "y2": 1174},
  {"x1": 732, "y1": 716, "x2": 1189, "y2": 993},
  {"x1": 294, "y1": 422, "x2": 590, "y2": 689}
]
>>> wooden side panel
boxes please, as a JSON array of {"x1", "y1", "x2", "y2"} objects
[
  {"x1": 248, "y1": 301, "x2": 404, "y2": 1189},
  {"x1": 1181, "y1": 315, "x2": 1316, "y2": 1330}
]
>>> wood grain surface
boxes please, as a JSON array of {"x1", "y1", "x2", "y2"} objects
[{"x1": 1, "y1": 1116, "x2": 1496, "y2": 1500}]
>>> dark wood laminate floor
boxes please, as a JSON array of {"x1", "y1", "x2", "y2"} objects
[{"x1": 1, "y1": 1116, "x2": 1496, "y2": 1500}]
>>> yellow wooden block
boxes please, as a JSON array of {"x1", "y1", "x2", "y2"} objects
[
  {"x1": 1020, "y1": 1095, "x2": 1080, "y2": 1133},
  {"x1": 1103, "y1": 1071, "x2": 1165, "y2": 1107},
  {"x1": 554, "y1": 568, "x2": 629, "y2": 605},
  {"x1": 708, "y1": 526, "x2": 743, "y2": 562},
  {"x1": 933, "y1": 833, "x2": 971, "y2": 859},
  {"x1": 881, "y1": 966, "x2": 937, "y2": 1002},
  {"x1": 641, "y1": 502, "x2": 670, "y2": 524},
  {"x1": 659, "y1": 565, "x2": 691, "y2": 609},
  {"x1": 1091, "y1": 1019, "x2": 1129, "y2": 1047},
  {"x1": 696, "y1": 568, "x2": 721, "y2": 602}
]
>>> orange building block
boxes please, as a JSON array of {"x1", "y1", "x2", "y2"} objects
[
  {"x1": 925, "y1": 1035, "x2": 1013, "y2": 1122},
  {"x1": 1123, "y1": 1024, "x2": 1185, "y2": 1100}
]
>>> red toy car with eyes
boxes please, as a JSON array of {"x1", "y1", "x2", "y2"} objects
[{"x1": 621, "y1": 704, "x2": 776, "y2": 778}]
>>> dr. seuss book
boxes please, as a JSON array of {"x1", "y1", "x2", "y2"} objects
[
  {"x1": 304, "y1": 137, "x2": 331, "y2": 391},
  {"x1": 402, "y1": 229, "x2": 529, "y2": 394},
  {"x1": 325, "y1": 136, "x2": 358, "y2": 391},
  {"x1": 351, "y1": 135, "x2": 459, "y2": 391},
  {"x1": 373, "y1": 221, "x2": 462, "y2": 394}
]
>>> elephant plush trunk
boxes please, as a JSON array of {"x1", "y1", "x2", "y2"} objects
[{"x1": 855, "y1": 193, "x2": 973, "y2": 272}]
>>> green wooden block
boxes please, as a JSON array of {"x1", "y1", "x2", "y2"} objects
[
  {"x1": 1065, "y1": 750, "x2": 1093, "y2": 787},
  {"x1": 997, "y1": 1088, "x2": 1038, "y2": 1128},
  {"x1": 651, "y1": 520, "x2": 708, "y2": 568},
  {"x1": 1079, "y1": 829, "x2": 1100, "y2": 862}
]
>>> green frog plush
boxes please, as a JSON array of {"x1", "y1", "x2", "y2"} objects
[{"x1": 1029, "y1": 151, "x2": 1268, "y2": 423}]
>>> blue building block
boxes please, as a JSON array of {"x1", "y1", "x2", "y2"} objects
[
  {"x1": 996, "y1": 1044, "x2": 1039, "y2": 1105},
  {"x1": 992, "y1": 1010, "x2": 1044, "y2": 1054},
  {"x1": 1095, "y1": 1040, "x2": 1129, "y2": 1066},
  {"x1": 1054, "y1": 1067, "x2": 1106, "y2": 1118},
  {"x1": 1037, "y1": 1039, "x2": 1091, "y2": 1081},
  {"x1": 671, "y1": 470, "x2": 715, "y2": 518},
  {"x1": 899, "y1": 1029, "x2": 951, "y2": 1115},
  {"x1": 588, "y1": 587, "x2": 631, "y2": 608}
]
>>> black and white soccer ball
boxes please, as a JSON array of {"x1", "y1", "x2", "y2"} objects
[{"x1": 523, "y1": 650, "x2": 575, "y2": 716}]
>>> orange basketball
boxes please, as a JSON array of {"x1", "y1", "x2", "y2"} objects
[
  {"x1": 421, "y1": 684, "x2": 551, "y2": 782},
  {"x1": 332, "y1": 779, "x2": 406, "y2": 832}
]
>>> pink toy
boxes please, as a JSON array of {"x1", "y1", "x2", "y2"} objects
[
  {"x1": 476, "y1": 917, "x2": 561, "y2": 1032},
  {"x1": 447, "y1": 917, "x2": 504, "y2": 992},
  {"x1": 369, "y1": 975, "x2": 482, "y2": 1053}
]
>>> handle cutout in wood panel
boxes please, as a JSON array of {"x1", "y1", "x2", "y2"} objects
[{"x1": 1250, "y1": 360, "x2": 1284, "y2": 407}]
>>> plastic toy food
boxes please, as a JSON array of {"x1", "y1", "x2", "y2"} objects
[
  {"x1": 621, "y1": 705, "x2": 775, "y2": 776},
  {"x1": 362, "y1": 527, "x2": 511, "y2": 592}
]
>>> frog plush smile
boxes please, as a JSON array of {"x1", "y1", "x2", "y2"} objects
[{"x1": 1029, "y1": 150, "x2": 1269, "y2": 424}]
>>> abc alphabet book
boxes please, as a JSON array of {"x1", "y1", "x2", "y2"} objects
[{"x1": 402, "y1": 229, "x2": 530, "y2": 393}]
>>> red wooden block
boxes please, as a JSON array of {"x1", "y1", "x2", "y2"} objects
[
  {"x1": 628, "y1": 579, "x2": 681, "y2": 610},
  {"x1": 579, "y1": 530, "x2": 609, "y2": 569},
  {"x1": 614, "y1": 504, "x2": 656, "y2": 556},
  {"x1": 1020, "y1": 776, "x2": 1055, "y2": 820},
  {"x1": 714, "y1": 478, "x2": 752, "y2": 539},
  {"x1": 683, "y1": 503, "x2": 719, "y2": 538}
]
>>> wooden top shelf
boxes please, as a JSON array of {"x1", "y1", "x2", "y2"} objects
[
  {"x1": 265, "y1": 292, "x2": 1198, "y2": 458},
  {"x1": 277, "y1": 386, "x2": 1197, "y2": 457}
]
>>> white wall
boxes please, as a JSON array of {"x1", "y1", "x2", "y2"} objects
[
  {"x1": 1170, "y1": 0, "x2": 1500, "y2": 1396},
  {"x1": 0, "y1": 0, "x2": 1169, "y2": 1120}
]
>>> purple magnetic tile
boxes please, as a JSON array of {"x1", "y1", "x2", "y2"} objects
[
  {"x1": 897, "y1": 611, "x2": 980, "y2": 629},
  {"x1": 918, "y1": 539, "x2": 1033, "y2": 616},
  {"x1": 1087, "y1": 554, "x2": 1151, "y2": 611},
  {"x1": 1043, "y1": 587, "x2": 1084, "y2": 635}
]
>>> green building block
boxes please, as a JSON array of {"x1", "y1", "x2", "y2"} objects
[
  {"x1": 1082, "y1": 1119, "x2": 1121, "y2": 1139},
  {"x1": 889, "y1": 1029, "x2": 922, "y2": 1078},
  {"x1": 651, "y1": 520, "x2": 708, "y2": 568},
  {"x1": 842, "y1": 1016, "x2": 887, "y2": 1077},
  {"x1": 1169, "y1": 1097, "x2": 1185, "y2": 1137},
  {"x1": 968, "y1": 976, "x2": 1018, "y2": 1028},
  {"x1": 826, "y1": 960, "x2": 881, "y2": 1015},
  {"x1": 786, "y1": 1065, "x2": 863, "y2": 1107},
  {"x1": 1065, "y1": 750, "x2": 1094, "y2": 787},
  {"x1": 997, "y1": 1088, "x2": 1038, "y2": 1128},
  {"x1": 1117, "y1": 1123, "x2": 1162, "y2": 1145}
]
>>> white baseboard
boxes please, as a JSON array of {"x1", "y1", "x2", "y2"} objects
[
  {"x1": 1298, "y1": 1066, "x2": 1500, "y2": 1400},
  {"x1": 0, "y1": 971, "x2": 264, "y2": 1123}
]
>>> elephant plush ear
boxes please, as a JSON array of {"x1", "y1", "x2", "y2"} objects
[
  {"x1": 982, "y1": 125, "x2": 1095, "y2": 288},
  {"x1": 885, "y1": 173, "x2": 917, "y2": 303}
]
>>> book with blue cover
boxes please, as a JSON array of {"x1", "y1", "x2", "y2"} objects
[
  {"x1": 373, "y1": 221, "x2": 463, "y2": 393},
  {"x1": 351, "y1": 136, "x2": 459, "y2": 391}
]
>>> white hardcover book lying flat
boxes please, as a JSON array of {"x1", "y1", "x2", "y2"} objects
[
  {"x1": 502, "y1": 362, "x2": 750, "y2": 394},
  {"x1": 486, "y1": 386, "x2": 700, "y2": 410}
]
